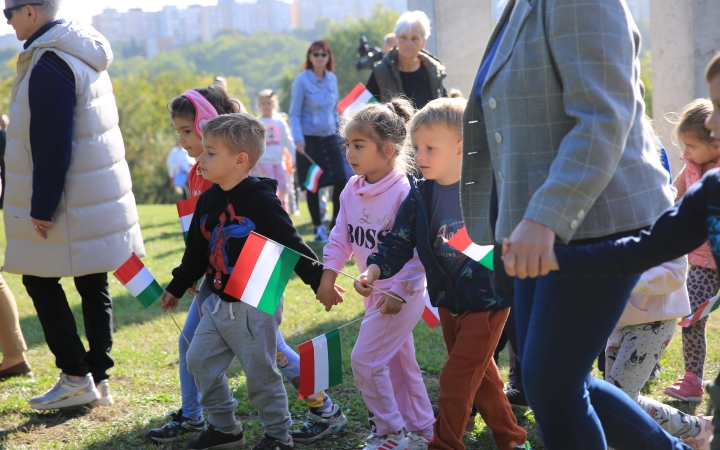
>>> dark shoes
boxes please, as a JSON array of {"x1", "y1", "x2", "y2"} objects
[
  {"x1": 187, "y1": 422, "x2": 246, "y2": 450},
  {"x1": 505, "y1": 384, "x2": 530, "y2": 410},
  {"x1": 290, "y1": 404, "x2": 348, "y2": 443},
  {"x1": 0, "y1": 361, "x2": 32, "y2": 381},
  {"x1": 252, "y1": 434, "x2": 293, "y2": 450},
  {"x1": 147, "y1": 408, "x2": 205, "y2": 443}
]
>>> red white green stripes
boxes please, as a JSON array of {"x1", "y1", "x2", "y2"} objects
[
  {"x1": 224, "y1": 232, "x2": 300, "y2": 315},
  {"x1": 679, "y1": 293, "x2": 720, "y2": 327},
  {"x1": 176, "y1": 196, "x2": 199, "y2": 244},
  {"x1": 422, "y1": 290, "x2": 440, "y2": 329},
  {"x1": 445, "y1": 227, "x2": 494, "y2": 270},
  {"x1": 113, "y1": 253, "x2": 163, "y2": 308},
  {"x1": 298, "y1": 329, "x2": 342, "y2": 398},
  {"x1": 337, "y1": 82, "x2": 378, "y2": 118},
  {"x1": 303, "y1": 164, "x2": 323, "y2": 193}
]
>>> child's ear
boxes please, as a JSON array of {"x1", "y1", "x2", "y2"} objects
[
  {"x1": 455, "y1": 137, "x2": 463, "y2": 160},
  {"x1": 383, "y1": 142, "x2": 395, "y2": 159},
  {"x1": 236, "y1": 152, "x2": 249, "y2": 167}
]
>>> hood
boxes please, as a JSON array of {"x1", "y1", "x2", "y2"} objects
[
  {"x1": 25, "y1": 20, "x2": 113, "y2": 72},
  {"x1": 211, "y1": 176, "x2": 278, "y2": 196},
  {"x1": 347, "y1": 168, "x2": 407, "y2": 198}
]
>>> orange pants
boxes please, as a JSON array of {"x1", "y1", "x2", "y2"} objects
[{"x1": 430, "y1": 307, "x2": 526, "y2": 450}]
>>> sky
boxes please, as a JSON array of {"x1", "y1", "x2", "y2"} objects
[{"x1": 0, "y1": 0, "x2": 232, "y2": 36}]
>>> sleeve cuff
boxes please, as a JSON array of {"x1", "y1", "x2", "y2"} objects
[{"x1": 166, "y1": 278, "x2": 190, "y2": 299}]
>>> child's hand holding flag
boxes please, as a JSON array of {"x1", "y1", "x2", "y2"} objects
[
  {"x1": 354, "y1": 264, "x2": 381, "y2": 297},
  {"x1": 160, "y1": 291, "x2": 180, "y2": 312}
]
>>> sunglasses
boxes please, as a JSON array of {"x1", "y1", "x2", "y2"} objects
[
  {"x1": 4, "y1": 3, "x2": 42, "y2": 20},
  {"x1": 312, "y1": 52, "x2": 328, "y2": 58}
]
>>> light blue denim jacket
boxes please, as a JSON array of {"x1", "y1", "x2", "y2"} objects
[{"x1": 288, "y1": 69, "x2": 338, "y2": 142}]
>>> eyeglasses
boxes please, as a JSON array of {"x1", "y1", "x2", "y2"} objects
[
  {"x1": 4, "y1": 3, "x2": 43, "y2": 20},
  {"x1": 312, "y1": 52, "x2": 328, "y2": 58}
]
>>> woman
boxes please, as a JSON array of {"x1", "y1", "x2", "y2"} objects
[
  {"x1": 366, "y1": 10, "x2": 446, "y2": 110},
  {"x1": 460, "y1": 0, "x2": 690, "y2": 448},
  {"x1": 289, "y1": 40, "x2": 347, "y2": 243}
]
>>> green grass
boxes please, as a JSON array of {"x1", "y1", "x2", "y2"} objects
[{"x1": 0, "y1": 204, "x2": 716, "y2": 449}]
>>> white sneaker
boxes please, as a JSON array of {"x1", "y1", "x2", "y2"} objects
[
  {"x1": 363, "y1": 431, "x2": 409, "y2": 450},
  {"x1": 314, "y1": 225, "x2": 329, "y2": 244},
  {"x1": 89, "y1": 379, "x2": 114, "y2": 407},
  {"x1": 407, "y1": 431, "x2": 431, "y2": 450},
  {"x1": 29, "y1": 373, "x2": 101, "y2": 410}
]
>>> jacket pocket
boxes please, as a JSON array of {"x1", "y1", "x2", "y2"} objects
[{"x1": 527, "y1": 165, "x2": 550, "y2": 197}]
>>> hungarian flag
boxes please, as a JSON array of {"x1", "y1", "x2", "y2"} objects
[
  {"x1": 679, "y1": 293, "x2": 720, "y2": 327},
  {"x1": 225, "y1": 232, "x2": 300, "y2": 315},
  {"x1": 422, "y1": 290, "x2": 440, "y2": 329},
  {"x1": 113, "y1": 253, "x2": 163, "y2": 308},
  {"x1": 176, "y1": 196, "x2": 199, "y2": 244},
  {"x1": 303, "y1": 164, "x2": 323, "y2": 194},
  {"x1": 298, "y1": 329, "x2": 342, "y2": 398},
  {"x1": 337, "y1": 82, "x2": 377, "y2": 118},
  {"x1": 445, "y1": 227, "x2": 494, "y2": 270}
]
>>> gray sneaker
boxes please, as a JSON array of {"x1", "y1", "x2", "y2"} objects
[
  {"x1": 89, "y1": 379, "x2": 114, "y2": 407},
  {"x1": 29, "y1": 373, "x2": 101, "y2": 410},
  {"x1": 314, "y1": 225, "x2": 329, "y2": 244}
]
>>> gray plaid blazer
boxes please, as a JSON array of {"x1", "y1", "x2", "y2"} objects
[{"x1": 460, "y1": 0, "x2": 674, "y2": 245}]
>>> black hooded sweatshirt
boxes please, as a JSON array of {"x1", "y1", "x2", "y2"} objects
[{"x1": 166, "y1": 177, "x2": 323, "y2": 302}]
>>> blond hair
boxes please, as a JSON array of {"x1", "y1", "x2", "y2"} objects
[
  {"x1": 667, "y1": 99, "x2": 714, "y2": 149},
  {"x1": 706, "y1": 52, "x2": 720, "y2": 83},
  {"x1": 202, "y1": 114, "x2": 266, "y2": 167},
  {"x1": 257, "y1": 89, "x2": 280, "y2": 112},
  {"x1": 410, "y1": 97, "x2": 467, "y2": 135}
]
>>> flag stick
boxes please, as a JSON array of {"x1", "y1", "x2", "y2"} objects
[
  {"x1": 337, "y1": 309, "x2": 382, "y2": 330},
  {"x1": 167, "y1": 310, "x2": 190, "y2": 346},
  {"x1": 299, "y1": 151, "x2": 319, "y2": 166}
]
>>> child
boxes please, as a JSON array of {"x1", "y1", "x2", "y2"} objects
[
  {"x1": 160, "y1": 113, "x2": 342, "y2": 450},
  {"x1": 664, "y1": 99, "x2": 720, "y2": 403},
  {"x1": 315, "y1": 99, "x2": 435, "y2": 450},
  {"x1": 256, "y1": 90, "x2": 296, "y2": 212},
  {"x1": 148, "y1": 92, "x2": 347, "y2": 445},
  {"x1": 357, "y1": 98, "x2": 529, "y2": 450},
  {"x1": 537, "y1": 51, "x2": 720, "y2": 450}
]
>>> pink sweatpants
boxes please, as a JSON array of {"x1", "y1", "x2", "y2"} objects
[
  {"x1": 255, "y1": 162, "x2": 288, "y2": 209},
  {"x1": 351, "y1": 291, "x2": 435, "y2": 436}
]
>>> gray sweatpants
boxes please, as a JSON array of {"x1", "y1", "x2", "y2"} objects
[{"x1": 186, "y1": 294, "x2": 292, "y2": 441}]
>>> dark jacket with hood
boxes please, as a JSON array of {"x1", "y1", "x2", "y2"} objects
[{"x1": 167, "y1": 177, "x2": 323, "y2": 301}]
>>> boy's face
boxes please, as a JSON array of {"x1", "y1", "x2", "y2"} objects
[
  {"x1": 173, "y1": 116, "x2": 203, "y2": 158},
  {"x1": 707, "y1": 74, "x2": 720, "y2": 144},
  {"x1": 198, "y1": 135, "x2": 249, "y2": 189},
  {"x1": 411, "y1": 124, "x2": 463, "y2": 185}
]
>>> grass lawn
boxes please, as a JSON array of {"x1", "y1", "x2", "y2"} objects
[{"x1": 0, "y1": 204, "x2": 717, "y2": 449}]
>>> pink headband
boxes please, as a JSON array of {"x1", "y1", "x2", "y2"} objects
[{"x1": 181, "y1": 89, "x2": 219, "y2": 139}]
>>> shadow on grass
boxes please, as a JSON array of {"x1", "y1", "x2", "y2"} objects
[{"x1": 0, "y1": 406, "x2": 95, "y2": 444}]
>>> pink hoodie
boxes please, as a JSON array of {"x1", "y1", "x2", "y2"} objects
[{"x1": 323, "y1": 168, "x2": 425, "y2": 302}]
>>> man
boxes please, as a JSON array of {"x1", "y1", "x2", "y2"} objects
[{"x1": 3, "y1": 0, "x2": 144, "y2": 410}]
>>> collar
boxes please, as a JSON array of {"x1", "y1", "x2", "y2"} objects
[{"x1": 24, "y1": 19, "x2": 65, "y2": 49}]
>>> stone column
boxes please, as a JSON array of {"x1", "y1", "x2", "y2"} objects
[
  {"x1": 408, "y1": 0, "x2": 494, "y2": 95},
  {"x1": 650, "y1": 0, "x2": 720, "y2": 176}
]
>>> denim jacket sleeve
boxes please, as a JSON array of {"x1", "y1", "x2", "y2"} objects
[
  {"x1": 367, "y1": 190, "x2": 419, "y2": 279},
  {"x1": 289, "y1": 74, "x2": 305, "y2": 143}
]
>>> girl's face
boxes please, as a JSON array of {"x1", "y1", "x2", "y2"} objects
[
  {"x1": 172, "y1": 116, "x2": 203, "y2": 158},
  {"x1": 259, "y1": 97, "x2": 275, "y2": 118},
  {"x1": 345, "y1": 127, "x2": 394, "y2": 184},
  {"x1": 680, "y1": 131, "x2": 720, "y2": 166},
  {"x1": 706, "y1": 74, "x2": 720, "y2": 144}
]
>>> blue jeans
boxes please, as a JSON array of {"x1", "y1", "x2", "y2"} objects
[{"x1": 515, "y1": 271, "x2": 690, "y2": 449}]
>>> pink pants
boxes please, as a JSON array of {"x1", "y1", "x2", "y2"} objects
[
  {"x1": 351, "y1": 291, "x2": 435, "y2": 436},
  {"x1": 255, "y1": 162, "x2": 288, "y2": 209}
]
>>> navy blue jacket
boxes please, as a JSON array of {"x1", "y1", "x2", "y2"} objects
[{"x1": 367, "y1": 176, "x2": 510, "y2": 315}]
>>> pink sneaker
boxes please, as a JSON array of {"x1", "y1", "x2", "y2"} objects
[
  {"x1": 664, "y1": 371, "x2": 704, "y2": 402},
  {"x1": 682, "y1": 415, "x2": 714, "y2": 450}
]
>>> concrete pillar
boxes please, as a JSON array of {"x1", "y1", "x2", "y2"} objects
[
  {"x1": 650, "y1": 0, "x2": 720, "y2": 176},
  {"x1": 408, "y1": 0, "x2": 494, "y2": 95}
]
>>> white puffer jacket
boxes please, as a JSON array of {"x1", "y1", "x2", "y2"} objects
[{"x1": 3, "y1": 20, "x2": 145, "y2": 277}]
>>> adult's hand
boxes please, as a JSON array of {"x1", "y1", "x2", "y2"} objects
[
  {"x1": 503, "y1": 219, "x2": 555, "y2": 279},
  {"x1": 296, "y1": 141, "x2": 306, "y2": 154},
  {"x1": 31, "y1": 217, "x2": 54, "y2": 240}
]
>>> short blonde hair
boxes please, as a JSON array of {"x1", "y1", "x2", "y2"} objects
[
  {"x1": 202, "y1": 114, "x2": 266, "y2": 167},
  {"x1": 410, "y1": 97, "x2": 467, "y2": 135},
  {"x1": 257, "y1": 89, "x2": 279, "y2": 112}
]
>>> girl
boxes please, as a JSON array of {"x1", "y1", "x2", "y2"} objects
[
  {"x1": 147, "y1": 86, "x2": 347, "y2": 444},
  {"x1": 664, "y1": 99, "x2": 720, "y2": 403},
  {"x1": 255, "y1": 89, "x2": 295, "y2": 212},
  {"x1": 289, "y1": 40, "x2": 348, "y2": 243},
  {"x1": 317, "y1": 98, "x2": 435, "y2": 450}
]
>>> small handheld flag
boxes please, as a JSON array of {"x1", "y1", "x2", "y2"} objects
[
  {"x1": 177, "y1": 196, "x2": 200, "y2": 244},
  {"x1": 679, "y1": 293, "x2": 720, "y2": 327},
  {"x1": 113, "y1": 253, "x2": 163, "y2": 308},
  {"x1": 445, "y1": 227, "x2": 494, "y2": 270},
  {"x1": 303, "y1": 163, "x2": 323, "y2": 194},
  {"x1": 422, "y1": 290, "x2": 440, "y2": 329},
  {"x1": 224, "y1": 232, "x2": 300, "y2": 315},
  {"x1": 298, "y1": 329, "x2": 342, "y2": 398},
  {"x1": 337, "y1": 82, "x2": 378, "y2": 118}
]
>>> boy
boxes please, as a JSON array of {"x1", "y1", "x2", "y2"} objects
[
  {"x1": 354, "y1": 98, "x2": 529, "y2": 450},
  {"x1": 161, "y1": 114, "x2": 335, "y2": 450}
]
